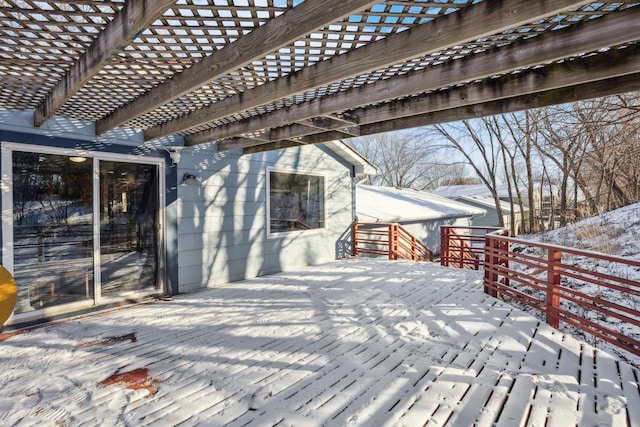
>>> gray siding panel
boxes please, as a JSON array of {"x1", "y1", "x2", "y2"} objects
[{"x1": 174, "y1": 144, "x2": 353, "y2": 292}]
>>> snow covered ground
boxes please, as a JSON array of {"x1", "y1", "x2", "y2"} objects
[
  {"x1": 511, "y1": 203, "x2": 640, "y2": 366},
  {"x1": 536, "y1": 202, "x2": 640, "y2": 261},
  {"x1": 1, "y1": 259, "x2": 639, "y2": 426}
]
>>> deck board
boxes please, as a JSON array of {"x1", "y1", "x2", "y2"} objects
[{"x1": 1, "y1": 259, "x2": 639, "y2": 426}]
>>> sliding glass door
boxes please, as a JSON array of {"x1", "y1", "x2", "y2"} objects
[
  {"x1": 7, "y1": 147, "x2": 163, "y2": 317},
  {"x1": 99, "y1": 161, "x2": 159, "y2": 297},
  {"x1": 12, "y1": 151, "x2": 94, "y2": 313}
]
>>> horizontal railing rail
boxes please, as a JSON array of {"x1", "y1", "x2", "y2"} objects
[
  {"x1": 442, "y1": 225, "x2": 640, "y2": 358},
  {"x1": 395, "y1": 224, "x2": 434, "y2": 262},
  {"x1": 484, "y1": 232, "x2": 640, "y2": 356},
  {"x1": 440, "y1": 226, "x2": 505, "y2": 270},
  {"x1": 352, "y1": 222, "x2": 433, "y2": 262}
]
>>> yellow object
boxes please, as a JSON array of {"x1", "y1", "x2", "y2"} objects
[{"x1": 0, "y1": 265, "x2": 17, "y2": 326}]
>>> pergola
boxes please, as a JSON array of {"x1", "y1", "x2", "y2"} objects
[{"x1": 2, "y1": 0, "x2": 639, "y2": 154}]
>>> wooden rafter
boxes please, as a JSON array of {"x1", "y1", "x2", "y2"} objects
[
  {"x1": 146, "y1": 0, "x2": 593, "y2": 141},
  {"x1": 354, "y1": 44, "x2": 640, "y2": 127},
  {"x1": 360, "y1": 74, "x2": 640, "y2": 136},
  {"x1": 237, "y1": 47, "x2": 640, "y2": 153},
  {"x1": 33, "y1": 0, "x2": 175, "y2": 127},
  {"x1": 2, "y1": 1, "x2": 638, "y2": 153},
  {"x1": 218, "y1": 114, "x2": 361, "y2": 151},
  {"x1": 198, "y1": 5, "x2": 640, "y2": 149},
  {"x1": 95, "y1": 0, "x2": 378, "y2": 135}
]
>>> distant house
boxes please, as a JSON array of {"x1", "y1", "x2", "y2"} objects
[
  {"x1": 356, "y1": 185, "x2": 486, "y2": 254},
  {"x1": 455, "y1": 195, "x2": 527, "y2": 235},
  {"x1": 432, "y1": 184, "x2": 530, "y2": 235}
]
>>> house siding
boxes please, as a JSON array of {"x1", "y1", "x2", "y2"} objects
[
  {"x1": 456, "y1": 199, "x2": 503, "y2": 230},
  {"x1": 0, "y1": 111, "x2": 356, "y2": 322},
  {"x1": 175, "y1": 144, "x2": 354, "y2": 293}
]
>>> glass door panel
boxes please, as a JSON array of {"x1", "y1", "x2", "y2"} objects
[
  {"x1": 99, "y1": 161, "x2": 158, "y2": 297},
  {"x1": 12, "y1": 152, "x2": 94, "y2": 314}
]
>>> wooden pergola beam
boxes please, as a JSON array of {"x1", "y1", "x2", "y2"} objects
[
  {"x1": 354, "y1": 44, "x2": 640, "y2": 126},
  {"x1": 218, "y1": 116, "x2": 361, "y2": 151},
  {"x1": 96, "y1": 0, "x2": 378, "y2": 135},
  {"x1": 34, "y1": 0, "x2": 175, "y2": 127},
  {"x1": 198, "y1": 6, "x2": 640, "y2": 148},
  {"x1": 243, "y1": 73, "x2": 640, "y2": 153},
  {"x1": 237, "y1": 48, "x2": 640, "y2": 152},
  {"x1": 243, "y1": 140, "x2": 304, "y2": 155},
  {"x1": 360, "y1": 74, "x2": 640, "y2": 136},
  {"x1": 146, "y1": 0, "x2": 592, "y2": 141}
]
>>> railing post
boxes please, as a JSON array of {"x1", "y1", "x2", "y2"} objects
[
  {"x1": 484, "y1": 235, "x2": 498, "y2": 297},
  {"x1": 388, "y1": 224, "x2": 395, "y2": 260},
  {"x1": 546, "y1": 248, "x2": 561, "y2": 329},
  {"x1": 499, "y1": 230, "x2": 510, "y2": 287},
  {"x1": 411, "y1": 234, "x2": 417, "y2": 261},
  {"x1": 352, "y1": 221, "x2": 358, "y2": 257},
  {"x1": 441, "y1": 227, "x2": 449, "y2": 266}
]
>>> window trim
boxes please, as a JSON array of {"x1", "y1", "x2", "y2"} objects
[{"x1": 266, "y1": 167, "x2": 327, "y2": 238}]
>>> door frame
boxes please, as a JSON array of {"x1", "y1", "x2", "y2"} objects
[{"x1": 1, "y1": 142, "x2": 167, "y2": 324}]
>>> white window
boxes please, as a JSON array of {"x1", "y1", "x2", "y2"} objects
[{"x1": 268, "y1": 170, "x2": 325, "y2": 234}]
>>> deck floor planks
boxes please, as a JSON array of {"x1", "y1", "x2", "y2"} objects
[
  {"x1": 1, "y1": 260, "x2": 639, "y2": 426},
  {"x1": 619, "y1": 361, "x2": 640, "y2": 422},
  {"x1": 212, "y1": 329, "x2": 412, "y2": 424}
]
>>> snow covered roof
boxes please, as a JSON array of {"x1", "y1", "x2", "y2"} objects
[
  {"x1": 458, "y1": 195, "x2": 529, "y2": 213},
  {"x1": 433, "y1": 183, "x2": 582, "y2": 202},
  {"x1": 356, "y1": 185, "x2": 486, "y2": 223},
  {"x1": 432, "y1": 184, "x2": 512, "y2": 199},
  {"x1": 322, "y1": 140, "x2": 378, "y2": 176}
]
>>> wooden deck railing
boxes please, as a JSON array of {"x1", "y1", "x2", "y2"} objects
[
  {"x1": 352, "y1": 222, "x2": 433, "y2": 262},
  {"x1": 440, "y1": 226, "x2": 505, "y2": 270},
  {"x1": 442, "y1": 226, "x2": 640, "y2": 357}
]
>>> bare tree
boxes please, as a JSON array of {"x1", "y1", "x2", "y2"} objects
[
  {"x1": 430, "y1": 119, "x2": 506, "y2": 227},
  {"x1": 535, "y1": 96, "x2": 640, "y2": 221},
  {"x1": 577, "y1": 97, "x2": 640, "y2": 212},
  {"x1": 347, "y1": 132, "x2": 471, "y2": 190},
  {"x1": 502, "y1": 111, "x2": 545, "y2": 232},
  {"x1": 353, "y1": 92, "x2": 640, "y2": 233}
]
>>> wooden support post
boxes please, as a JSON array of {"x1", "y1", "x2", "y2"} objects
[
  {"x1": 388, "y1": 224, "x2": 395, "y2": 260},
  {"x1": 411, "y1": 235, "x2": 417, "y2": 261},
  {"x1": 546, "y1": 248, "x2": 562, "y2": 329},
  {"x1": 352, "y1": 221, "x2": 358, "y2": 257},
  {"x1": 440, "y1": 227, "x2": 449, "y2": 267},
  {"x1": 499, "y1": 238, "x2": 510, "y2": 287},
  {"x1": 483, "y1": 236, "x2": 493, "y2": 296},
  {"x1": 483, "y1": 235, "x2": 501, "y2": 298}
]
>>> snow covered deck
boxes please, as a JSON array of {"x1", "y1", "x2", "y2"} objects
[{"x1": 2, "y1": 259, "x2": 639, "y2": 426}]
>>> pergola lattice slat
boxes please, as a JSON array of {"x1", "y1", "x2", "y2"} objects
[
  {"x1": 0, "y1": 0, "x2": 636, "y2": 151},
  {"x1": 205, "y1": 6, "x2": 640, "y2": 150},
  {"x1": 95, "y1": 0, "x2": 379, "y2": 135},
  {"x1": 145, "y1": 0, "x2": 596, "y2": 141},
  {"x1": 246, "y1": 46, "x2": 640, "y2": 152},
  {"x1": 33, "y1": 0, "x2": 174, "y2": 127}
]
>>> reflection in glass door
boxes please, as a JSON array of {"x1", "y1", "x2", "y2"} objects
[
  {"x1": 12, "y1": 152, "x2": 94, "y2": 314},
  {"x1": 99, "y1": 161, "x2": 159, "y2": 297},
  {"x1": 8, "y1": 149, "x2": 162, "y2": 317}
]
